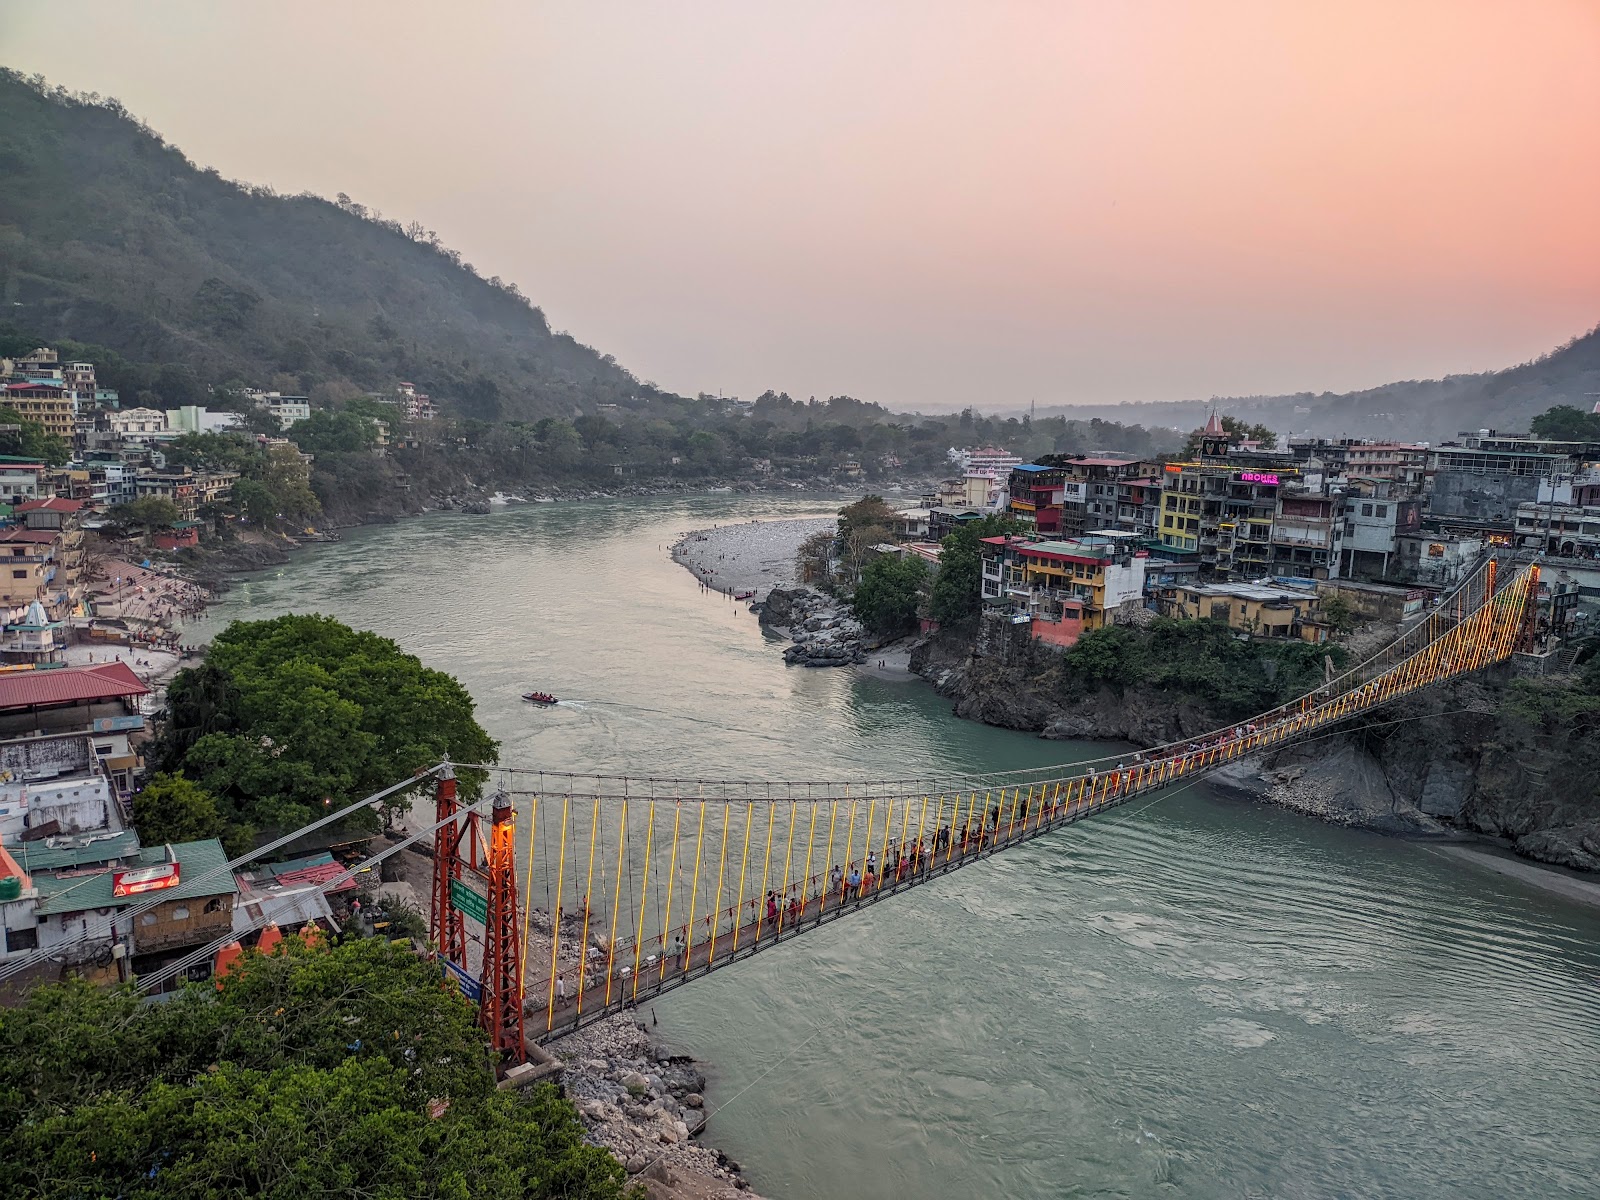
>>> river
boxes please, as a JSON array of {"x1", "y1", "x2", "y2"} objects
[{"x1": 194, "y1": 494, "x2": 1600, "y2": 1200}]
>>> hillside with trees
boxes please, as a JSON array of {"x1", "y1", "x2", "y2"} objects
[
  {"x1": 1032, "y1": 323, "x2": 1600, "y2": 442},
  {"x1": 0, "y1": 70, "x2": 640, "y2": 421}
]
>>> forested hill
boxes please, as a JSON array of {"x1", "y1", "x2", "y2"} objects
[
  {"x1": 0, "y1": 70, "x2": 640, "y2": 420},
  {"x1": 1033, "y1": 323, "x2": 1600, "y2": 442}
]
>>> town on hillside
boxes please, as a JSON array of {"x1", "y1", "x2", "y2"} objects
[{"x1": 0, "y1": 345, "x2": 440, "y2": 990}]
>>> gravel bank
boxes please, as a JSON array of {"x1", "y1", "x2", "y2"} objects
[{"x1": 671, "y1": 517, "x2": 836, "y2": 597}]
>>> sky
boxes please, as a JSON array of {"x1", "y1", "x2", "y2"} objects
[{"x1": 5, "y1": 1, "x2": 1599, "y2": 411}]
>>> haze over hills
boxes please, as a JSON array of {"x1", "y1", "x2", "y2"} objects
[
  {"x1": 0, "y1": 70, "x2": 643, "y2": 420},
  {"x1": 1023, "y1": 323, "x2": 1600, "y2": 443}
]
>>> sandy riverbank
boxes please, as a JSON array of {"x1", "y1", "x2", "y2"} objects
[
  {"x1": 1426, "y1": 844, "x2": 1600, "y2": 910},
  {"x1": 670, "y1": 516, "x2": 836, "y2": 598}
]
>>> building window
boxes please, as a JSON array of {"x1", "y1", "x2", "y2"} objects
[
  {"x1": 172, "y1": 906, "x2": 190, "y2": 920},
  {"x1": 141, "y1": 913, "x2": 157, "y2": 926},
  {"x1": 10, "y1": 570, "x2": 24, "y2": 579},
  {"x1": 1361, "y1": 503, "x2": 1373, "y2": 516},
  {"x1": 1375, "y1": 504, "x2": 1387, "y2": 517}
]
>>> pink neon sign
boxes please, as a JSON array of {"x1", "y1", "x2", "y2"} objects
[{"x1": 1238, "y1": 471, "x2": 1280, "y2": 485}]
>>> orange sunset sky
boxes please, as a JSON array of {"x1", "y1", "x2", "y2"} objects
[{"x1": 5, "y1": 1, "x2": 1599, "y2": 410}]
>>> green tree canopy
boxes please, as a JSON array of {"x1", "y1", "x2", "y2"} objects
[
  {"x1": 0, "y1": 939, "x2": 629, "y2": 1200},
  {"x1": 0, "y1": 406, "x2": 69, "y2": 465},
  {"x1": 851, "y1": 552, "x2": 928, "y2": 637},
  {"x1": 288, "y1": 409, "x2": 377, "y2": 455},
  {"x1": 1529, "y1": 404, "x2": 1600, "y2": 442},
  {"x1": 131, "y1": 772, "x2": 224, "y2": 844},
  {"x1": 110, "y1": 495, "x2": 181, "y2": 534},
  {"x1": 157, "y1": 614, "x2": 498, "y2": 845},
  {"x1": 929, "y1": 514, "x2": 1022, "y2": 628}
]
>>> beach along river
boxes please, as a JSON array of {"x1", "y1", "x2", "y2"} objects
[{"x1": 194, "y1": 495, "x2": 1600, "y2": 1199}]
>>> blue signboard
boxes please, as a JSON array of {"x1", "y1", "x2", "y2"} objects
[{"x1": 441, "y1": 958, "x2": 482, "y2": 1004}]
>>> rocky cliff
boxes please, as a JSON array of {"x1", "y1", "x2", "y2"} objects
[{"x1": 911, "y1": 627, "x2": 1600, "y2": 871}]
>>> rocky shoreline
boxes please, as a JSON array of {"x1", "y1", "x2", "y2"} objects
[{"x1": 551, "y1": 1014, "x2": 766, "y2": 1199}]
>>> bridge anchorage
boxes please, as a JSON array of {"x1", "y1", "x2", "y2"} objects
[{"x1": 15, "y1": 558, "x2": 1524, "y2": 1063}]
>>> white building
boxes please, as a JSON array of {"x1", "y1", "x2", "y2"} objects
[
  {"x1": 245, "y1": 389, "x2": 311, "y2": 428},
  {"x1": 108, "y1": 407, "x2": 170, "y2": 444},
  {"x1": 165, "y1": 406, "x2": 246, "y2": 435},
  {"x1": 949, "y1": 446, "x2": 1023, "y2": 478}
]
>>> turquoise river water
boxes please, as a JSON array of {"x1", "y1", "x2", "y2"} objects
[{"x1": 195, "y1": 495, "x2": 1600, "y2": 1200}]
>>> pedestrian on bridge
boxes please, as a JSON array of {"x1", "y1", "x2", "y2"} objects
[
  {"x1": 830, "y1": 865, "x2": 843, "y2": 894},
  {"x1": 848, "y1": 868, "x2": 862, "y2": 895}
]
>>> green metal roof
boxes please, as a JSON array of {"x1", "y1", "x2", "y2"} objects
[
  {"x1": 33, "y1": 838, "x2": 237, "y2": 916},
  {"x1": 10, "y1": 829, "x2": 141, "y2": 874}
]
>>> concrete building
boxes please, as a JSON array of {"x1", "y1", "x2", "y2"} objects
[
  {"x1": 1270, "y1": 490, "x2": 1345, "y2": 580},
  {"x1": 981, "y1": 534, "x2": 1149, "y2": 645},
  {"x1": 1316, "y1": 579, "x2": 1428, "y2": 625},
  {"x1": 1008, "y1": 456, "x2": 1157, "y2": 537},
  {"x1": 0, "y1": 382, "x2": 76, "y2": 441},
  {"x1": 165, "y1": 406, "x2": 246, "y2": 435},
  {"x1": 0, "y1": 731, "x2": 120, "y2": 841},
  {"x1": 0, "y1": 599, "x2": 64, "y2": 665},
  {"x1": 1158, "y1": 461, "x2": 1294, "y2": 578},
  {"x1": 1160, "y1": 581, "x2": 1325, "y2": 641},
  {"x1": 1393, "y1": 533, "x2": 1484, "y2": 586},
  {"x1": 1341, "y1": 491, "x2": 1423, "y2": 578},
  {"x1": 0, "y1": 461, "x2": 47, "y2": 505},
  {"x1": 246, "y1": 390, "x2": 311, "y2": 428},
  {"x1": 107, "y1": 407, "x2": 171, "y2": 444}
]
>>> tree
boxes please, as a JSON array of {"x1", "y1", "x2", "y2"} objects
[
  {"x1": 1318, "y1": 593, "x2": 1359, "y2": 634},
  {"x1": 260, "y1": 443, "x2": 320, "y2": 524},
  {"x1": 131, "y1": 773, "x2": 224, "y2": 843},
  {"x1": 164, "y1": 614, "x2": 499, "y2": 837},
  {"x1": 796, "y1": 529, "x2": 835, "y2": 586},
  {"x1": 1529, "y1": 404, "x2": 1600, "y2": 442},
  {"x1": 0, "y1": 940, "x2": 630, "y2": 1200},
  {"x1": 928, "y1": 514, "x2": 1022, "y2": 628},
  {"x1": 851, "y1": 552, "x2": 928, "y2": 637},
  {"x1": 231, "y1": 477, "x2": 277, "y2": 524},
  {"x1": 289, "y1": 409, "x2": 376, "y2": 456},
  {"x1": 110, "y1": 495, "x2": 180, "y2": 537},
  {"x1": 836, "y1": 494, "x2": 899, "y2": 586},
  {"x1": 0, "y1": 406, "x2": 69, "y2": 465}
]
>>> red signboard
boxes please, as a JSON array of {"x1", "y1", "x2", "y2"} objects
[{"x1": 112, "y1": 862, "x2": 181, "y2": 897}]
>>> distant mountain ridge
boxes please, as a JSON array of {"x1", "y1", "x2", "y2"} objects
[
  {"x1": 1027, "y1": 324, "x2": 1600, "y2": 442},
  {"x1": 0, "y1": 69, "x2": 644, "y2": 419}
]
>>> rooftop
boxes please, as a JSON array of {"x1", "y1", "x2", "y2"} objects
[
  {"x1": 33, "y1": 838, "x2": 237, "y2": 916},
  {"x1": 1180, "y1": 582, "x2": 1319, "y2": 603},
  {"x1": 16, "y1": 498, "x2": 84, "y2": 514},
  {"x1": 0, "y1": 660, "x2": 149, "y2": 710},
  {"x1": 9, "y1": 828, "x2": 141, "y2": 874}
]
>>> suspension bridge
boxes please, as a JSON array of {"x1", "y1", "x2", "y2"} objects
[{"x1": 0, "y1": 560, "x2": 1542, "y2": 1064}]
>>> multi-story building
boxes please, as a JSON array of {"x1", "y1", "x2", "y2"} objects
[
  {"x1": 1113, "y1": 476, "x2": 1162, "y2": 537},
  {"x1": 0, "y1": 460, "x2": 47, "y2": 505},
  {"x1": 1427, "y1": 432, "x2": 1597, "y2": 534},
  {"x1": 0, "y1": 528, "x2": 66, "y2": 619},
  {"x1": 1158, "y1": 461, "x2": 1293, "y2": 578},
  {"x1": 394, "y1": 383, "x2": 437, "y2": 421},
  {"x1": 16, "y1": 498, "x2": 84, "y2": 606},
  {"x1": 1340, "y1": 488, "x2": 1423, "y2": 578},
  {"x1": 0, "y1": 382, "x2": 76, "y2": 441},
  {"x1": 980, "y1": 534, "x2": 1149, "y2": 646},
  {"x1": 165, "y1": 406, "x2": 246, "y2": 435},
  {"x1": 1288, "y1": 438, "x2": 1428, "y2": 487},
  {"x1": 246, "y1": 389, "x2": 311, "y2": 428},
  {"x1": 1270, "y1": 490, "x2": 1345, "y2": 579},
  {"x1": 1514, "y1": 502, "x2": 1600, "y2": 560},
  {"x1": 108, "y1": 407, "x2": 170, "y2": 444},
  {"x1": 1394, "y1": 533, "x2": 1485, "y2": 585},
  {"x1": 1008, "y1": 456, "x2": 1156, "y2": 536},
  {"x1": 61, "y1": 361, "x2": 97, "y2": 395},
  {"x1": 951, "y1": 446, "x2": 1023, "y2": 478},
  {"x1": 135, "y1": 472, "x2": 200, "y2": 520}
]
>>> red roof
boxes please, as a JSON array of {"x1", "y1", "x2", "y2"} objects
[
  {"x1": 271, "y1": 862, "x2": 358, "y2": 893},
  {"x1": 0, "y1": 661, "x2": 149, "y2": 710},
  {"x1": 16, "y1": 498, "x2": 84, "y2": 514},
  {"x1": 2, "y1": 382, "x2": 65, "y2": 393},
  {"x1": 0, "y1": 528, "x2": 60, "y2": 544}
]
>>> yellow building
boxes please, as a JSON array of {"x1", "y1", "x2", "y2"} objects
[
  {"x1": 0, "y1": 382, "x2": 76, "y2": 442},
  {"x1": 1161, "y1": 582, "x2": 1324, "y2": 641}
]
